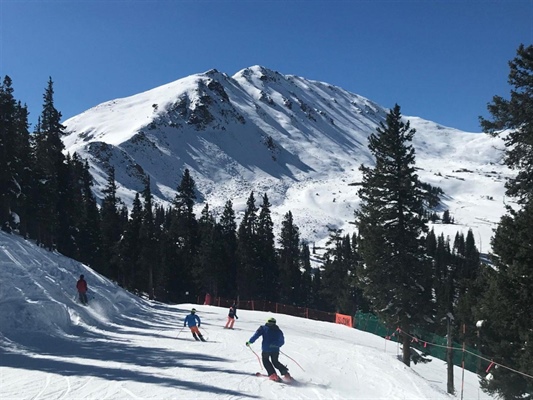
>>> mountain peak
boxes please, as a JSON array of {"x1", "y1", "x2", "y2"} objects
[
  {"x1": 233, "y1": 65, "x2": 284, "y2": 84},
  {"x1": 62, "y1": 66, "x2": 510, "y2": 253}
]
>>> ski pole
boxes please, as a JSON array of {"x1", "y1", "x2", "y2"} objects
[
  {"x1": 177, "y1": 326, "x2": 186, "y2": 338},
  {"x1": 247, "y1": 344, "x2": 263, "y2": 370},
  {"x1": 280, "y1": 350, "x2": 305, "y2": 371},
  {"x1": 199, "y1": 327, "x2": 209, "y2": 340}
]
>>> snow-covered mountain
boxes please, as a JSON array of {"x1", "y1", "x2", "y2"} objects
[{"x1": 62, "y1": 66, "x2": 512, "y2": 252}]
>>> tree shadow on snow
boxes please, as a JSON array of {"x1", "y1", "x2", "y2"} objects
[{"x1": 0, "y1": 332, "x2": 259, "y2": 398}]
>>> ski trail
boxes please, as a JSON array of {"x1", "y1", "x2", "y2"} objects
[
  {"x1": 33, "y1": 374, "x2": 51, "y2": 400},
  {"x1": 57, "y1": 375, "x2": 71, "y2": 400},
  {"x1": 120, "y1": 385, "x2": 144, "y2": 399}
]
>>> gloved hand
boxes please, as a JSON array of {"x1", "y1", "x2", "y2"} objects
[
  {"x1": 246, "y1": 341, "x2": 251, "y2": 347},
  {"x1": 236, "y1": 316, "x2": 239, "y2": 319}
]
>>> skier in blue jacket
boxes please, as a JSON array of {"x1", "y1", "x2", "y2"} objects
[
  {"x1": 184, "y1": 308, "x2": 206, "y2": 342},
  {"x1": 246, "y1": 317, "x2": 291, "y2": 381}
]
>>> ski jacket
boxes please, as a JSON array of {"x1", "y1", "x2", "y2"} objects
[
  {"x1": 228, "y1": 305, "x2": 237, "y2": 319},
  {"x1": 249, "y1": 324, "x2": 284, "y2": 352},
  {"x1": 184, "y1": 313, "x2": 201, "y2": 328},
  {"x1": 76, "y1": 279, "x2": 87, "y2": 293}
]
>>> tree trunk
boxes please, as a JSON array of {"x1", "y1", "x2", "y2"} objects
[
  {"x1": 402, "y1": 333, "x2": 411, "y2": 367},
  {"x1": 447, "y1": 316, "x2": 455, "y2": 394},
  {"x1": 149, "y1": 266, "x2": 154, "y2": 300}
]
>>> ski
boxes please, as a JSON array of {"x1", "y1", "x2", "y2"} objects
[{"x1": 254, "y1": 372, "x2": 295, "y2": 384}]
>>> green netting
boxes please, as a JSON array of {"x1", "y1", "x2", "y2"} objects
[{"x1": 354, "y1": 312, "x2": 486, "y2": 373}]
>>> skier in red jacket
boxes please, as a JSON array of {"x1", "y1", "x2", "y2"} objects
[{"x1": 76, "y1": 274, "x2": 88, "y2": 305}]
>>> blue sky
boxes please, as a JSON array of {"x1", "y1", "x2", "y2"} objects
[{"x1": 1, "y1": 0, "x2": 532, "y2": 132}]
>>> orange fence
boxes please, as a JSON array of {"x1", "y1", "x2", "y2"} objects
[{"x1": 202, "y1": 295, "x2": 337, "y2": 324}]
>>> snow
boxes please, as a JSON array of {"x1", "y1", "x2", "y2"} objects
[{"x1": 0, "y1": 231, "x2": 496, "y2": 400}]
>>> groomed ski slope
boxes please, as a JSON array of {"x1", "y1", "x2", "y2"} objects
[{"x1": 0, "y1": 231, "x2": 496, "y2": 400}]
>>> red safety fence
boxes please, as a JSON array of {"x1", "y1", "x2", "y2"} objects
[{"x1": 201, "y1": 295, "x2": 338, "y2": 324}]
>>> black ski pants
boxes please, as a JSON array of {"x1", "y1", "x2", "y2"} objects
[
  {"x1": 262, "y1": 351, "x2": 288, "y2": 376},
  {"x1": 78, "y1": 291, "x2": 88, "y2": 305}
]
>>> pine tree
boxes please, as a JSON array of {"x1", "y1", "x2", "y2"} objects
[
  {"x1": 218, "y1": 200, "x2": 238, "y2": 298},
  {"x1": 0, "y1": 76, "x2": 20, "y2": 229},
  {"x1": 0, "y1": 78, "x2": 33, "y2": 235},
  {"x1": 100, "y1": 167, "x2": 124, "y2": 280},
  {"x1": 56, "y1": 154, "x2": 80, "y2": 259},
  {"x1": 139, "y1": 177, "x2": 158, "y2": 300},
  {"x1": 167, "y1": 169, "x2": 198, "y2": 302},
  {"x1": 56, "y1": 154, "x2": 101, "y2": 266},
  {"x1": 33, "y1": 77, "x2": 66, "y2": 249},
  {"x1": 310, "y1": 266, "x2": 323, "y2": 310},
  {"x1": 119, "y1": 194, "x2": 142, "y2": 292},
  {"x1": 355, "y1": 104, "x2": 432, "y2": 366},
  {"x1": 428, "y1": 231, "x2": 460, "y2": 393},
  {"x1": 476, "y1": 44, "x2": 533, "y2": 399},
  {"x1": 237, "y1": 192, "x2": 260, "y2": 299},
  {"x1": 256, "y1": 193, "x2": 278, "y2": 301},
  {"x1": 480, "y1": 44, "x2": 533, "y2": 204},
  {"x1": 299, "y1": 242, "x2": 313, "y2": 307},
  {"x1": 196, "y1": 203, "x2": 222, "y2": 296},
  {"x1": 12, "y1": 101, "x2": 33, "y2": 237},
  {"x1": 321, "y1": 230, "x2": 357, "y2": 314},
  {"x1": 76, "y1": 159, "x2": 101, "y2": 268},
  {"x1": 430, "y1": 232, "x2": 454, "y2": 332},
  {"x1": 174, "y1": 168, "x2": 196, "y2": 215},
  {"x1": 350, "y1": 232, "x2": 369, "y2": 313},
  {"x1": 278, "y1": 211, "x2": 301, "y2": 304},
  {"x1": 455, "y1": 230, "x2": 483, "y2": 352}
]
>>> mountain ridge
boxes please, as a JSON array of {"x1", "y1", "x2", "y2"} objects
[{"x1": 62, "y1": 66, "x2": 511, "y2": 251}]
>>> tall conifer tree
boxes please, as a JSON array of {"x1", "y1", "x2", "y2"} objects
[
  {"x1": 167, "y1": 169, "x2": 198, "y2": 302},
  {"x1": 119, "y1": 194, "x2": 142, "y2": 291},
  {"x1": 139, "y1": 177, "x2": 157, "y2": 300},
  {"x1": 278, "y1": 211, "x2": 301, "y2": 304},
  {"x1": 237, "y1": 192, "x2": 260, "y2": 299},
  {"x1": 321, "y1": 230, "x2": 357, "y2": 314},
  {"x1": 476, "y1": 44, "x2": 533, "y2": 399},
  {"x1": 100, "y1": 167, "x2": 123, "y2": 279},
  {"x1": 0, "y1": 76, "x2": 20, "y2": 229},
  {"x1": 355, "y1": 104, "x2": 432, "y2": 366},
  {"x1": 256, "y1": 193, "x2": 278, "y2": 301},
  {"x1": 299, "y1": 242, "x2": 313, "y2": 307},
  {"x1": 76, "y1": 158, "x2": 101, "y2": 268},
  {"x1": 33, "y1": 77, "x2": 66, "y2": 249},
  {"x1": 219, "y1": 200, "x2": 238, "y2": 298},
  {"x1": 196, "y1": 203, "x2": 221, "y2": 296}
]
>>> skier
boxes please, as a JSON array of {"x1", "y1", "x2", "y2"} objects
[
  {"x1": 76, "y1": 274, "x2": 88, "y2": 305},
  {"x1": 246, "y1": 317, "x2": 291, "y2": 381},
  {"x1": 184, "y1": 308, "x2": 206, "y2": 342},
  {"x1": 224, "y1": 302, "x2": 238, "y2": 329}
]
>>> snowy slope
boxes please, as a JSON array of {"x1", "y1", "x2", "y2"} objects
[
  {"x1": 0, "y1": 231, "x2": 496, "y2": 399},
  {"x1": 62, "y1": 66, "x2": 512, "y2": 253}
]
